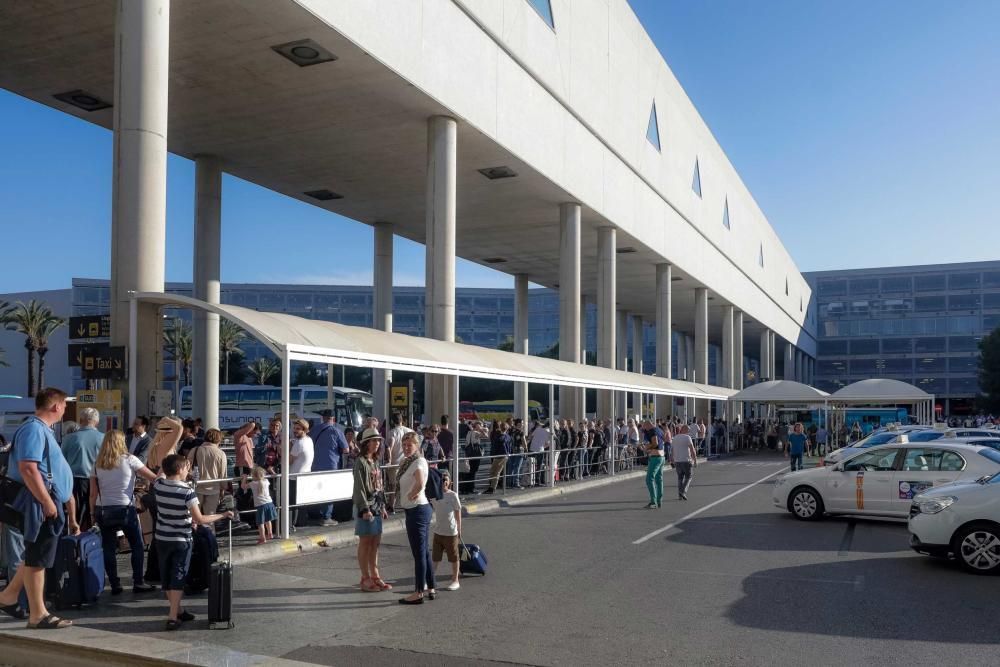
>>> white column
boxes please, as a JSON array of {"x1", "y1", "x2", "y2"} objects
[
  {"x1": 514, "y1": 273, "x2": 529, "y2": 425},
  {"x1": 373, "y1": 222, "x2": 393, "y2": 421},
  {"x1": 722, "y1": 305, "x2": 734, "y2": 389},
  {"x1": 631, "y1": 314, "x2": 644, "y2": 418},
  {"x1": 768, "y1": 330, "x2": 777, "y2": 380},
  {"x1": 615, "y1": 309, "x2": 628, "y2": 418},
  {"x1": 759, "y1": 330, "x2": 770, "y2": 383},
  {"x1": 559, "y1": 203, "x2": 581, "y2": 422},
  {"x1": 655, "y1": 264, "x2": 672, "y2": 416},
  {"x1": 110, "y1": 0, "x2": 170, "y2": 418},
  {"x1": 734, "y1": 311, "x2": 744, "y2": 390},
  {"x1": 784, "y1": 341, "x2": 795, "y2": 381},
  {"x1": 694, "y1": 288, "x2": 709, "y2": 420},
  {"x1": 192, "y1": 155, "x2": 221, "y2": 429},
  {"x1": 596, "y1": 227, "x2": 617, "y2": 418},
  {"x1": 685, "y1": 334, "x2": 695, "y2": 418},
  {"x1": 425, "y1": 116, "x2": 457, "y2": 426}
]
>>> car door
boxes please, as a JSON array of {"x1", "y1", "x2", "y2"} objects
[
  {"x1": 826, "y1": 448, "x2": 901, "y2": 514},
  {"x1": 889, "y1": 448, "x2": 962, "y2": 516}
]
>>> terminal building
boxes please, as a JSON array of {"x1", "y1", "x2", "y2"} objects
[
  {"x1": 0, "y1": 0, "x2": 815, "y2": 425},
  {"x1": 805, "y1": 261, "x2": 1000, "y2": 417}
]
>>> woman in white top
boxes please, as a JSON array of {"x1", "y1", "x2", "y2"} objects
[
  {"x1": 396, "y1": 431, "x2": 435, "y2": 604},
  {"x1": 89, "y1": 430, "x2": 159, "y2": 595}
]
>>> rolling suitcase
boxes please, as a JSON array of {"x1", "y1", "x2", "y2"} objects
[
  {"x1": 459, "y1": 542, "x2": 487, "y2": 576},
  {"x1": 208, "y1": 520, "x2": 234, "y2": 629},
  {"x1": 520, "y1": 457, "x2": 536, "y2": 488},
  {"x1": 47, "y1": 528, "x2": 104, "y2": 609}
]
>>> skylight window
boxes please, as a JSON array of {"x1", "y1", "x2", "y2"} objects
[
  {"x1": 526, "y1": 0, "x2": 555, "y2": 29},
  {"x1": 646, "y1": 102, "x2": 661, "y2": 152},
  {"x1": 722, "y1": 198, "x2": 730, "y2": 230},
  {"x1": 692, "y1": 159, "x2": 702, "y2": 197},
  {"x1": 758, "y1": 244, "x2": 764, "y2": 268}
]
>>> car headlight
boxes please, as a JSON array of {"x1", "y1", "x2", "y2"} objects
[{"x1": 914, "y1": 496, "x2": 957, "y2": 514}]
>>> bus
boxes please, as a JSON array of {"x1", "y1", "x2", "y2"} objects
[
  {"x1": 466, "y1": 399, "x2": 547, "y2": 425},
  {"x1": 777, "y1": 407, "x2": 910, "y2": 433},
  {"x1": 179, "y1": 384, "x2": 374, "y2": 431}
]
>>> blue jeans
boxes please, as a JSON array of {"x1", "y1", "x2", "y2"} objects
[
  {"x1": 646, "y1": 456, "x2": 664, "y2": 505},
  {"x1": 789, "y1": 453, "x2": 803, "y2": 472},
  {"x1": 507, "y1": 454, "x2": 524, "y2": 486},
  {"x1": 97, "y1": 505, "x2": 145, "y2": 587},
  {"x1": 156, "y1": 539, "x2": 193, "y2": 591},
  {"x1": 1, "y1": 524, "x2": 29, "y2": 610},
  {"x1": 404, "y1": 504, "x2": 435, "y2": 594}
]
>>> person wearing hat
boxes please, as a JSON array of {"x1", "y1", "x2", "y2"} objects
[
  {"x1": 309, "y1": 410, "x2": 350, "y2": 526},
  {"x1": 287, "y1": 419, "x2": 314, "y2": 528},
  {"x1": 353, "y1": 427, "x2": 391, "y2": 592}
]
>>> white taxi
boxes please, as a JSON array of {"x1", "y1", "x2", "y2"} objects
[{"x1": 773, "y1": 442, "x2": 1000, "y2": 521}]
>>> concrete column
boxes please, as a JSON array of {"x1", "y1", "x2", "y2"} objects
[
  {"x1": 192, "y1": 155, "x2": 221, "y2": 429},
  {"x1": 373, "y1": 222, "x2": 393, "y2": 421},
  {"x1": 631, "y1": 314, "x2": 644, "y2": 418},
  {"x1": 513, "y1": 273, "x2": 529, "y2": 425},
  {"x1": 759, "y1": 330, "x2": 770, "y2": 383},
  {"x1": 111, "y1": 0, "x2": 170, "y2": 419},
  {"x1": 734, "y1": 311, "x2": 744, "y2": 390},
  {"x1": 722, "y1": 305, "x2": 734, "y2": 389},
  {"x1": 784, "y1": 341, "x2": 795, "y2": 381},
  {"x1": 596, "y1": 227, "x2": 616, "y2": 419},
  {"x1": 655, "y1": 264, "x2": 672, "y2": 416},
  {"x1": 769, "y1": 331, "x2": 777, "y2": 380},
  {"x1": 694, "y1": 288, "x2": 709, "y2": 420},
  {"x1": 615, "y1": 308, "x2": 628, "y2": 418},
  {"x1": 685, "y1": 334, "x2": 695, "y2": 417},
  {"x1": 425, "y1": 116, "x2": 457, "y2": 426},
  {"x1": 559, "y1": 203, "x2": 582, "y2": 422}
]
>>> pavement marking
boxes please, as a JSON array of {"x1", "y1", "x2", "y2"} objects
[{"x1": 632, "y1": 465, "x2": 787, "y2": 545}]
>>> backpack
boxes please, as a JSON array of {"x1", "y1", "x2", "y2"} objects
[{"x1": 425, "y1": 466, "x2": 444, "y2": 501}]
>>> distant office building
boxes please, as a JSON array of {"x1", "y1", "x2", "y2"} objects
[{"x1": 805, "y1": 261, "x2": 1000, "y2": 416}]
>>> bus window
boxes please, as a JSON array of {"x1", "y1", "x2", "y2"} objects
[
  {"x1": 240, "y1": 388, "x2": 269, "y2": 411},
  {"x1": 181, "y1": 389, "x2": 192, "y2": 411},
  {"x1": 303, "y1": 390, "x2": 331, "y2": 414},
  {"x1": 220, "y1": 390, "x2": 240, "y2": 411}
]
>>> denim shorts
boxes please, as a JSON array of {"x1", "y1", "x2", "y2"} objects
[
  {"x1": 353, "y1": 507, "x2": 383, "y2": 537},
  {"x1": 156, "y1": 539, "x2": 193, "y2": 591}
]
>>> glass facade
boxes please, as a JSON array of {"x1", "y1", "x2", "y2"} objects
[{"x1": 806, "y1": 262, "x2": 1000, "y2": 416}]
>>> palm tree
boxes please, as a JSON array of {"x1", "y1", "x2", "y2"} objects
[
  {"x1": 35, "y1": 311, "x2": 66, "y2": 390},
  {"x1": 219, "y1": 319, "x2": 247, "y2": 384},
  {"x1": 246, "y1": 357, "x2": 280, "y2": 385},
  {"x1": 163, "y1": 321, "x2": 193, "y2": 386},
  {"x1": 3, "y1": 300, "x2": 64, "y2": 397}
]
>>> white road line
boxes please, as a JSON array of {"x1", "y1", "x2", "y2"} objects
[{"x1": 632, "y1": 466, "x2": 787, "y2": 545}]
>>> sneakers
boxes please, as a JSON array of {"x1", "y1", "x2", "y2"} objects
[
  {"x1": 444, "y1": 581, "x2": 460, "y2": 591},
  {"x1": 645, "y1": 502, "x2": 658, "y2": 509},
  {"x1": 133, "y1": 583, "x2": 157, "y2": 594},
  {"x1": 321, "y1": 519, "x2": 338, "y2": 527}
]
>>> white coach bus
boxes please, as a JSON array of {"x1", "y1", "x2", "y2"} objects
[{"x1": 178, "y1": 384, "x2": 374, "y2": 431}]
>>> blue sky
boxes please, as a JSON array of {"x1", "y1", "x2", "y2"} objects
[{"x1": 1, "y1": 0, "x2": 997, "y2": 294}]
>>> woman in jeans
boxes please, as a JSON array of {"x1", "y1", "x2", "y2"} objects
[
  {"x1": 89, "y1": 430, "x2": 159, "y2": 595},
  {"x1": 397, "y1": 431, "x2": 435, "y2": 604}
]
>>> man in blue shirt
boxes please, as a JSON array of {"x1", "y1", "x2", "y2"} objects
[
  {"x1": 787, "y1": 423, "x2": 808, "y2": 472},
  {"x1": 59, "y1": 406, "x2": 103, "y2": 528},
  {"x1": 641, "y1": 419, "x2": 665, "y2": 508},
  {"x1": 308, "y1": 410, "x2": 350, "y2": 526},
  {"x1": 0, "y1": 387, "x2": 78, "y2": 629}
]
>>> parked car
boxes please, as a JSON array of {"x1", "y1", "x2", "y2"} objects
[
  {"x1": 909, "y1": 471, "x2": 1000, "y2": 574},
  {"x1": 773, "y1": 443, "x2": 1000, "y2": 521}
]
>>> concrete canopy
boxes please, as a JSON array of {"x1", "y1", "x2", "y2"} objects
[
  {"x1": 132, "y1": 291, "x2": 736, "y2": 401},
  {"x1": 727, "y1": 380, "x2": 828, "y2": 404}
]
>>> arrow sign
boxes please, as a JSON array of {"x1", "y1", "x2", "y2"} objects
[
  {"x1": 68, "y1": 315, "x2": 110, "y2": 340},
  {"x1": 78, "y1": 345, "x2": 126, "y2": 380}
]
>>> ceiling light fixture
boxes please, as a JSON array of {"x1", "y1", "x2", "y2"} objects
[
  {"x1": 303, "y1": 189, "x2": 343, "y2": 201},
  {"x1": 616, "y1": 247, "x2": 637, "y2": 254},
  {"x1": 53, "y1": 89, "x2": 111, "y2": 112},
  {"x1": 478, "y1": 166, "x2": 518, "y2": 180},
  {"x1": 271, "y1": 39, "x2": 337, "y2": 67},
  {"x1": 483, "y1": 257, "x2": 507, "y2": 264}
]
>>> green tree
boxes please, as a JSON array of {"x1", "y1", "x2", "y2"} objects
[
  {"x1": 293, "y1": 364, "x2": 322, "y2": 386},
  {"x1": 247, "y1": 357, "x2": 280, "y2": 385},
  {"x1": 34, "y1": 310, "x2": 66, "y2": 391},
  {"x1": 497, "y1": 335, "x2": 515, "y2": 352},
  {"x1": 164, "y1": 321, "x2": 193, "y2": 386},
  {"x1": 977, "y1": 329, "x2": 1000, "y2": 412},
  {"x1": 3, "y1": 300, "x2": 64, "y2": 397},
  {"x1": 219, "y1": 319, "x2": 247, "y2": 384}
]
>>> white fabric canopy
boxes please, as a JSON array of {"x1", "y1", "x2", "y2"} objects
[
  {"x1": 830, "y1": 379, "x2": 932, "y2": 404},
  {"x1": 727, "y1": 380, "x2": 829, "y2": 404},
  {"x1": 133, "y1": 292, "x2": 736, "y2": 400}
]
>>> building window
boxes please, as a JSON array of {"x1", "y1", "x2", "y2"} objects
[
  {"x1": 849, "y1": 278, "x2": 879, "y2": 294},
  {"x1": 880, "y1": 276, "x2": 913, "y2": 293},
  {"x1": 785, "y1": 278, "x2": 789, "y2": 296},
  {"x1": 914, "y1": 274, "x2": 946, "y2": 291},
  {"x1": 949, "y1": 294, "x2": 981, "y2": 311},
  {"x1": 916, "y1": 357, "x2": 946, "y2": 373},
  {"x1": 949, "y1": 336, "x2": 980, "y2": 352},
  {"x1": 526, "y1": 0, "x2": 554, "y2": 28},
  {"x1": 646, "y1": 102, "x2": 661, "y2": 152},
  {"x1": 758, "y1": 243, "x2": 764, "y2": 268},
  {"x1": 915, "y1": 337, "x2": 947, "y2": 353},
  {"x1": 722, "y1": 198, "x2": 730, "y2": 229},
  {"x1": 818, "y1": 340, "x2": 848, "y2": 356},
  {"x1": 692, "y1": 159, "x2": 702, "y2": 197},
  {"x1": 817, "y1": 279, "x2": 848, "y2": 297},
  {"x1": 849, "y1": 339, "x2": 879, "y2": 355},
  {"x1": 881, "y1": 338, "x2": 912, "y2": 354},
  {"x1": 915, "y1": 295, "x2": 946, "y2": 312},
  {"x1": 949, "y1": 272, "x2": 981, "y2": 290},
  {"x1": 949, "y1": 357, "x2": 979, "y2": 373}
]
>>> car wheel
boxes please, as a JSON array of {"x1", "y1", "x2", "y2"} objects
[
  {"x1": 953, "y1": 523, "x2": 1000, "y2": 574},
  {"x1": 789, "y1": 487, "x2": 824, "y2": 521}
]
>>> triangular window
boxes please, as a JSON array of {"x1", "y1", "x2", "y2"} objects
[
  {"x1": 646, "y1": 102, "x2": 661, "y2": 152},
  {"x1": 758, "y1": 244, "x2": 764, "y2": 268},
  {"x1": 692, "y1": 159, "x2": 702, "y2": 197},
  {"x1": 800, "y1": 296, "x2": 804, "y2": 312},
  {"x1": 785, "y1": 278, "x2": 789, "y2": 296},
  {"x1": 722, "y1": 198, "x2": 730, "y2": 230},
  {"x1": 526, "y1": 0, "x2": 555, "y2": 29}
]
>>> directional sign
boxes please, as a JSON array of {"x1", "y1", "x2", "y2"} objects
[
  {"x1": 69, "y1": 314, "x2": 111, "y2": 340},
  {"x1": 68, "y1": 342, "x2": 104, "y2": 367},
  {"x1": 390, "y1": 385, "x2": 410, "y2": 408},
  {"x1": 80, "y1": 345, "x2": 126, "y2": 380}
]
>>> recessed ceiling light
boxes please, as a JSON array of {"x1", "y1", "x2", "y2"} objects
[
  {"x1": 303, "y1": 189, "x2": 343, "y2": 201},
  {"x1": 271, "y1": 39, "x2": 337, "y2": 67},
  {"x1": 478, "y1": 166, "x2": 517, "y2": 180},
  {"x1": 53, "y1": 89, "x2": 111, "y2": 112},
  {"x1": 616, "y1": 247, "x2": 637, "y2": 254},
  {"x1": 482, "y1": 257, "x2": 507, "y2": 264},
  {"x1": 671, "y1": 277, "x2": 683, "y2": 282}
]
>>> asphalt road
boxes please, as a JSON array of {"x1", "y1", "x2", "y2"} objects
[{"x1": 19, "y1": 453, "x2": 999, "y2": 666}]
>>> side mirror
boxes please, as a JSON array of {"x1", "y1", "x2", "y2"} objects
[{"x1": 833, "y1": 463, "x2": 844, "y2": 472}]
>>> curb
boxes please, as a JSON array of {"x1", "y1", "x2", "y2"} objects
[{"x1": 232, "y1": 468, "x2": 654, "y2": 567}]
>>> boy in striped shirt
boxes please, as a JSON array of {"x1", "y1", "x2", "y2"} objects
[{"x1": 153, "y1": 454, "x2": 233, "y2": 630}]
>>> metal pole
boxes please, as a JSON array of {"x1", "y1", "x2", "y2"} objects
[
  {"x1": 610, "y1": 390, "x2": 616, "y2": 476},
  {"x1": 549, "y1": 383, "x2": 556, "y2": 488},
  {"x1": 451, "y1": 374, "x2": 460, "y2": 498},
  {"x1": 280, "y1": 348, "x2": 291, "y2": 540},
  {"x1": 326, "y1": 363, "x2": 334, "y2": 409}
]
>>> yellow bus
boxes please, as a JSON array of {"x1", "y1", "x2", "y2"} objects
[{"x1": 468, "y1": 399, "x2": 546, "y2": 424}]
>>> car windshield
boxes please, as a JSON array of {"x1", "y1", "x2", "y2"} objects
[
  {"x1": 978, "y1": 449, "x2": 1000, "y2": 468},
  {"x1": 908, "y1": 431, "x2": 944, "y2": 442},
  {"x1": 858, "y1": 432, "x2": 899, "y2": 448}
]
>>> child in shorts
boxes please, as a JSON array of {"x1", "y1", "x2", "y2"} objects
[
  {"x1": 241, "y1": 466, "x2": 275, "y2": 544},
  {"x1": 430, "y1": 470, "x2": 462, "y2": 591}
]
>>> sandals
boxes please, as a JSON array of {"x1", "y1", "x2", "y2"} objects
[
  {"x1": 166, "y1": 619, "x2": 181, "y2": 631},
  {"x1": 373, "y1": 578, "x2": 393, "y2": 591},
  {"x1": 26, "y1": 614, "x2": 72, "y2": 630},
  {"x1": 0, "y1": 603, "x2": 25, "y2": 620},
  {"x1": 360, "y1": 577, "x2": 381, "y2": 593}
]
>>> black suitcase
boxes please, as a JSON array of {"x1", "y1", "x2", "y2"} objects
[
  {"x1": 208, "y1": 520, "x2": 234, "y2": 629},
  {"x1": 185, "y1": 525, "x2": 219, "y2": 594}
]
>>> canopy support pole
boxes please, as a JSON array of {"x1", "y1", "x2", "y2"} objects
[
  {"x1": 451, "y1": 374, "x2": 460, "y2": 496},
  {"x1": 549, "y1": 383, "x2": 556, "y2": 488},
  {"x1": 280, "y1": 347, "x2": 291, "y2": 540}
]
